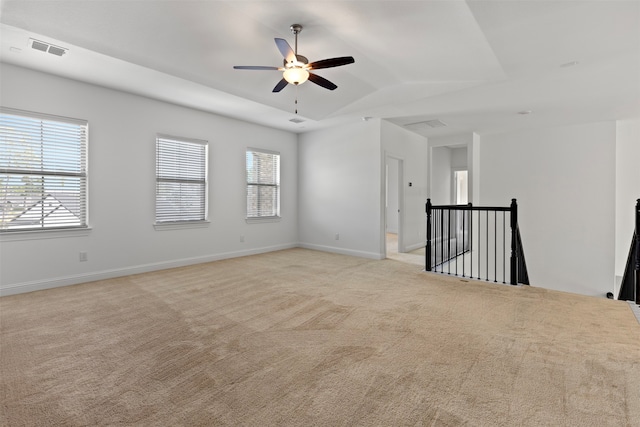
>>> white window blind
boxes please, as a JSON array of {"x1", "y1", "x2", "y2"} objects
[
  {"x1": 0, "y1": 108, "x2": 88, "y2": 232},
  {"x1": 246, "y1": 149, "x2": 280, "y2": 218},
  {"x1": 156, "y1": 135, "x2": 207, "y2": 223}
]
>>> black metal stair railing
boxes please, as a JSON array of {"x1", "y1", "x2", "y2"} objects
[
  {"x1": 426, "y1": 198, "x2": 529, "y2": 285},
  {"x1": 618, "y1": 199, "x2": 640, "y2": 304}
]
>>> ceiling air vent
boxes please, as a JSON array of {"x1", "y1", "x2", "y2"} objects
[
  {"x1": 404, "y1": 119, "x2": 447, "y2": 131},
  {"x1": 30, "y1": 39, "x2": 67, "y2": 57},
  {"x1": 424, "y1": 119, "x2": 447, "y2": 128},
  {"x1": 289, "y1": 118, "x2": 305, "y2": 124}
]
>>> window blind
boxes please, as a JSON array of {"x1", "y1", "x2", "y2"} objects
[
  {"x1": 246, "y1": 149, "x2": 280, "y2": 218},
  {"x1": 156, "y1": 135, "x2": 207, "y2": 223},
  {"x1": 0, "y1": 108, "x2": 88, "y2": 232}
]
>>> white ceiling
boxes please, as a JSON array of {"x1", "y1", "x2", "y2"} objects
[{"x1": 1, "y1": 0, "x2": 639, "y2": 138}]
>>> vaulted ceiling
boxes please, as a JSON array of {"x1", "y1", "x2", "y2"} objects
[{"x1": 1, "y1": 0, "x2": 638, "y2": 138}]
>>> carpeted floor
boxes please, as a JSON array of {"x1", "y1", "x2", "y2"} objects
[
  {"x1": 1, "y1": 248, "x2": 639, "y2": 426},
  {"x1": 385, "y1": 233, "x2": 424, "y2": 266}
]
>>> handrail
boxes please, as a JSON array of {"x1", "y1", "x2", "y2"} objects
[
  {"x1": 618, "y1": 199, "x2": 640, "y2": 304},
  {"x1": 426, "y1": 198, "x2": 529, "y2": 285}
]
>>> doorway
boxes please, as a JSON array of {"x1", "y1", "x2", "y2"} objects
[
  {"x1": 385, "y1": 156, "x2": 403, "y2": 257},
  {"x1": 454, "y1": 170, "x2": 469, "y2": 205}
]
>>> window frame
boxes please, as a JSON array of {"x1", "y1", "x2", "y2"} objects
[
  {"x1": 245, "y1": 148, "x2": 281, "y2": 222},
  {"x1": 154, "y1": 134, "x2": 209, "y2": 228},
  {"x1": 0, "y1": 107, "x2": 89, "y2": 234}
]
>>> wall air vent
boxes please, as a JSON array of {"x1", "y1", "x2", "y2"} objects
[
  {"x1": 404, "y1": 119, "x2": 447, "y2": 131},
  {"x1": 29, "y1": 39, "x2": 67, "y2": 57},
  {"x1": 289, "y1": 118, "x2": 305, "y2": 124}
]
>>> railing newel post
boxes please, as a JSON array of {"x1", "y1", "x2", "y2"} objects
[
  {"x1": 426, "y1": 199, "x2": 529, "y2": 287},
  {"x1": 510, "y1": 198, "x2": 518, "y2": 286},
  {"x1": 426, "y1": 199, "x2": 432, "y2": 272},
  {"x1": 635, "y1": 199, "x2": 639, "y2": 305}
]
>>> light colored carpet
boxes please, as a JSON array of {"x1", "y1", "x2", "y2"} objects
[
  {"x1": 1, "y1": 248, "x2": 639, "y2": 426},
  {"x1": 386, "y1": 233, "x2": 424, "y2": 266}
]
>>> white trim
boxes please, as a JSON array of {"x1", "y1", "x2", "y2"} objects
[
  {"x1": 153, "y1": 220, "x2": 210, "y2": 231},
  {"x1": 298, "y1": 243, "x2": 384, "y2": 260},
  {"x1": 405, "y1": 242, "x2": 424, "y2": 252},
  {"x1": 245, "y1": 216, "x2": 281, "y2": 224},
  {"x1": 245, "y1": 148, "x2": 280, "y2": 219},
  {"x1": 0, "y1": 227, "x2": 92, "y2": 242},
  {"x1": 155, "y1": 135, "x2": 208, "y2": 223},
  {"x1": 0, "y1": 243, "x2": 298, "y2": 296},
  {"x1": 383, "y1": 152, "x2": 405, "y2": 256},
  {"x1": 0, "y1": 106, "x2": 88, "y2": 126},
  {"x1": 156, "y1": 133, "x2": 207, "y2": 146},
  {"x1": 247, "y1": 147, "x2": 280, "y2": 156}
]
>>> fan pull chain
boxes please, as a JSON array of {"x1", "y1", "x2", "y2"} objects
[{"x1": 295, "y1": 85, "x2": 299, "y2": 115}]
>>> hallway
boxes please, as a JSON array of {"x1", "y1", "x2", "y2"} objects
[{"x1": 385, "y1": 233, "x2": 424, "y2": 267}]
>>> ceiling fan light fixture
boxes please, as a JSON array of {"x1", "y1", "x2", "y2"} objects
[
  {"x1": 233, "y1": 23, "x2": 353, "y2": 92},
  {"x1": 283, "y1": 67, "x2": 309, "y2": 85}
]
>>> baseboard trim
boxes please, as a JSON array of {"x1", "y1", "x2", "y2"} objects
[
  {"x1": 0, "y1": 243, "x2": 297, "y2": 297},
  {"x1": 298, "y1": 243, "x2": 384, "y2": 260},
  {"x1": 404, "y1": 242, "x2": 424, "y2": 252}
]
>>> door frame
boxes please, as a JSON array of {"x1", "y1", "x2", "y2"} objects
[{"x1": 383, "y1": 153, "x2": 404, "y2": 256}]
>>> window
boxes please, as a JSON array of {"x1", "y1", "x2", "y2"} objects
[
  {"x1": 246, "y1": 149, "x2": 280, "y2": 219},
  {"x1": 0, "y1": 108, "x2": 88, "y2": 232},
  {"x1": 155, "y1": 135, "x2": 208, "y2": 224}
]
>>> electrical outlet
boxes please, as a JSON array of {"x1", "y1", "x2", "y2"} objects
[
  {"x1": 335, "y1": 233, "x2": 340, "y2": 240},
  {"x1": 240, "y1": 235, "x2": 245, "y2": 242},
  {"x1": 79, "y1": 252, "x2": 88, "y2": 262}
]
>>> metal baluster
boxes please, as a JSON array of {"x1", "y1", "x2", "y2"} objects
[
  {"x1": 447, "y1": 208, "x2": 451, "y2": 274},
  {"x1": 440, "y1": 208, "x2": 444, "y2": 273},
  {"x1": 493, "y1": 211, "x2": 498, "y2": 283},
  {"x1": 635, "y1": 199, "x2": 639, "y2": 304},
  {"x1": 425, "y1": 199, "x2": 432, "y2": 272},
  {"x1": 503, "y1": 211, "x2": 506, "y2": 284},
  {"x1": 486, "y1": 210, "x2": 489, "y2": 281},
  {"x1": 510, "y1": 199, "x2": 518, "y2": 285},
  {"x1": 455, "y1": 208, "x2": 458, "y2": 276},
  {"x1": 462, "y1": 208, "x2": 466, "y2": 277},
  {"x1": 469, "y1": 207, "x2": 473, "y2": 279},
  {"x1": 478, "y1": 211, "x2": 482, "y2": 279}
]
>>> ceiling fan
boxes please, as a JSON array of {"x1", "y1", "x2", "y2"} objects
[{"x1": 233, "y1": 24, "x2": 355, "y2": 92}]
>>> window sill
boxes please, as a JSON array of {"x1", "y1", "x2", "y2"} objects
[
  {"x1": 154, "y1": 220, "x2": 210, "y2": 231},
  {"x1": 0, "y1": 227, "x2": 92, "y2": 242},
  {"x1": 245, "y1": 217, "x2": 281, "y2": 224}
]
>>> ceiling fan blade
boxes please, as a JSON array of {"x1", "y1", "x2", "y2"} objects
[
  {"x1": 275, "y1": 38, "x2": 296, "y2": 63},
  {"x1": 308, "y1": 73, "x2": 337, "y2": 91},
  {"x1": 233, "y1": 65, "x2": 281, "y2": 70},
  {"x1": 272, "y1": 78, "x2": 289, "y2": 93},
  {"x1": 308, "y1": 56, "x2": 355, "y2": 70}
]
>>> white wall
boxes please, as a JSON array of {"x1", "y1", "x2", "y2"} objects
[
  {"x1": 451, "y1": 147, "x2": 468, "y2": 170},
  {"x1": 428, "y1": 133, "x2": 478, "y2": 204},
  {"x1": 479, "y1": 122, "x2": 616, "y2": 297},
  {"x1": 469, "y1": 133, "x2": 481, "y2": 204},
  {"x1": 381, "y1": 120, "x2": 429, "y2": 252},
  {"x1": 298, "y1": 119, "x2": 383, "y2": 259},
  {"x1": 430, "y1": 147, "x2": 453, "y2": 205},
  {"x1": 0, "y1": 63, "x2": 298, "y2": 295},
  {"x1": 615, "y1": 118, "x2": 640, "y2": 294},
  {"x1": 386, "y1": 158, "x2": 399, "y2": 234}
]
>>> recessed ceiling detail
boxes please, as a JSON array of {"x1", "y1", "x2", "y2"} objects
[
  {"x1": 404, "y1": 119, "x2": 447, "y2": 131},
  {"x1": 0, "y1": 0, "x2": 636, "y2": 137}
]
